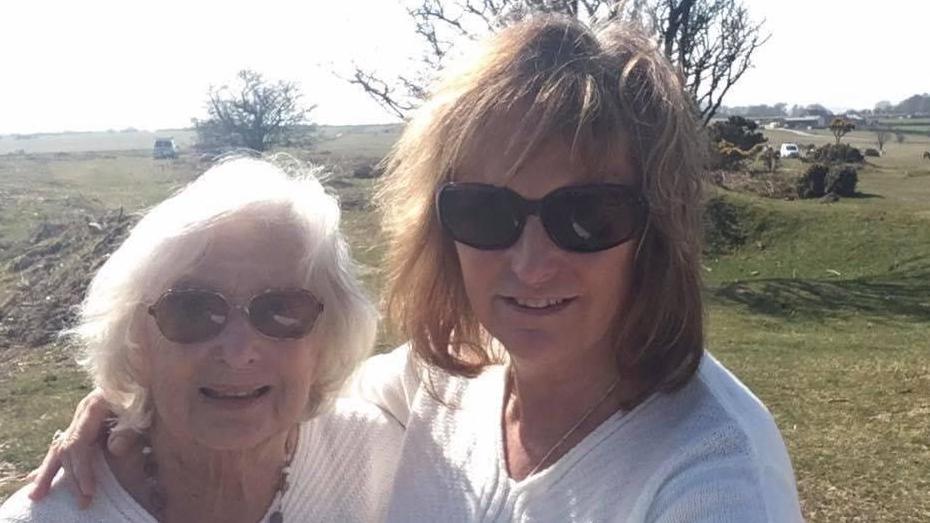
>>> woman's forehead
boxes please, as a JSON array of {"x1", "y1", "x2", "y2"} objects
[
  {"x1": 159, "y1": 218, "x2": 307, "y2": 297},
  {"x1": 454, "y1": 127, "x2": 638, "y2": 187}
]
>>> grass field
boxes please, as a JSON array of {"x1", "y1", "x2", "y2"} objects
[{"x1": 1, "y1": 128, "x2": 929, "y2": 520}]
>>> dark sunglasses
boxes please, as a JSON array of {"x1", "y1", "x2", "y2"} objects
[
  {"x1": 147, "y1": 288, "x2": 323, "y2": 344},
  {"x1": 436, "y1": 182, "x2": 647, "y2": 252}
]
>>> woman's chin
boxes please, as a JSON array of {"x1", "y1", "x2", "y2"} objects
[{"x1": 171, "y1": 392, "x2": 294, "y2": 451}]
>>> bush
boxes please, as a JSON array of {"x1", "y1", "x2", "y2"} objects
[
  {"x1": 864, "y1": 148, "x2": 880, "y2": 157},
  {"x1": 826, "y1": 165, "x2": 858, "y2": 196},
  {"x1": 811, "y1": 143, "x2": 864, "y2": 163},
  {"x1": 796, "y1": 163, "x2": 858, "y2": 198},
  {"x1": 797, "y1": 164, "x2": 828, "y2": 199},
  {"x1": 708, "y1": 116, "x2": 766, "y2": 151},
  {"x1": 711, "y1": 140, "x2": 753, "y2": 171},
  {"x1": 352, "y1": 163, "x2": 383, "y2": 179}
]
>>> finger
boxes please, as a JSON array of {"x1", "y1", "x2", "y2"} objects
[
  {"x1": 69, "y1": 448, "x2": 97, "y2": 500},
  {"x1": 27, "y1": 443, "x2": 63, "y2": 501},
  {"x1": 107, "y1": 430, "x2": 136, "y2": 457},
  {"x1": 61, "y1": 444, "x2": 94, "y2": 509},
  {"x1": 73, "y1": 390, "x2": 110, "y2": 444}
]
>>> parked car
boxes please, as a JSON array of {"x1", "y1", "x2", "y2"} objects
[
  {"x1": 153, "y1": 138, "x2": 179, "y2": 159},
  {"x1": 779, "y1": 143, "x2": 800, "y2": 158}
]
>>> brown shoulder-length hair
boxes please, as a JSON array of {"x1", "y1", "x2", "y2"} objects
[{"x1": 377, "y1": 15, "x2": 706, "y2": 406}]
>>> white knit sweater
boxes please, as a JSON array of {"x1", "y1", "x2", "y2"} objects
[
  {"x1": 3, "y1": 348, "x2": 802, "y2": 522},
  {"x1": 351, "y1": 346, "x2": 803, "y2": 522},
  {"x1": 0, "y1": 398, "x2": 402, "y2": 523}
]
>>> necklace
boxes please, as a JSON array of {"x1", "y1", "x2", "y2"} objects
[
  {"x1": 140, "y1": 427, "x2": 297, "y2": 522},
  {"x1": 508, "y1": 371, "x2": 622, "y2": 477}
]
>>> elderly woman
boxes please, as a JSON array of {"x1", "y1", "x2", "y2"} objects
[
  {"x1": 25, "y1": 16, "x2": 802, "y2": 522},
  {"x1": 1, "y1": 158, "x2": 400, "y2": 522}
]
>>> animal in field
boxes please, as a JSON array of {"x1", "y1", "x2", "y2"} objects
[{"x1": 922, "y1": 151, "x2": 930, "y2": 160}]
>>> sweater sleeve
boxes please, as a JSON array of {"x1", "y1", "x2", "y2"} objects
[
  {"x1": 342, "y1": 344, "x2": 421, "y2": 427},
  {"x1": 642, "y1": 457, "x2": 803, "y2": 523}
]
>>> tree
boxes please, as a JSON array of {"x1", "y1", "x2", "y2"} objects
[
  {"x1": 804, "y1": 104, "x2": 833, "y2": 118},
  {"x1": 893, "y1": 93, "x2": 930, "y2": 114},
  {"x1": 350, "y1": 0, "x2": 767, "y2": 125},
  {"x1": 707, "y1": 116, "x2": 767, "y2": 170},
  {"x1": 872, "y1": 127, "x2": 892, "y2": 153},
  {"x1": 874, "y1": 100, "x2": 892, "y2": 114},
  {"x1": 193, "y1": 70, "x2": 314, "y2": 152},
  {"x1": 829, "y1": 118, "x2": 855, "y2": 144},
  {"x1": 709, "y1": 116, "x2": 765, "y2": 150}
]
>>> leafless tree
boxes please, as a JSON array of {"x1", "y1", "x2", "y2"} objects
[
  {"x1": 350, "y1": 0, "x2": 767, "y2": 125},
  {"x1": 872, "y1": 127, "x2": 892, "y2": 153},
  {"x1": 193, "y1": 70, "x2": 315, "y2": 152}
]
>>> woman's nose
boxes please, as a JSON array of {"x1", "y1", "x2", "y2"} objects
[
  {"x1": 508, "y1": 217, "x2": 560, "y2": 286},
  {"x1": 213, "y1": 312, "x2": 262, "y2": 368}
]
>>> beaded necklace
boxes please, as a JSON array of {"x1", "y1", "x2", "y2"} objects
[{"x1": 140, "y1": 427, "x2": 297, "y2": 522}]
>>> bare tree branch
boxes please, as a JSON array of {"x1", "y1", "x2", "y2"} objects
[{"x1": 349, "y1": 0, "x2": 766, "y2": 125}]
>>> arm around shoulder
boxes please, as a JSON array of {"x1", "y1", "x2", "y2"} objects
[{"x1": 343, "y1": 344, "x2": 421, "y2": 427}]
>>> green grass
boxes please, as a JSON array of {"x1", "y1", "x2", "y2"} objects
[
  {"x1": 0, "y1": 345, "x2": 91, "y2": 496},
  {"x1": 1, "y1": 128, "x2": 929, "y2": 520},
  {"x1": 703, "y1": 176, "x2": 930, "y2": 520}
]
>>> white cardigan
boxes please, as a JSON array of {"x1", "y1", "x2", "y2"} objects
[
  {"x1": 0, "y1": 398, "x2": 402, "y2": 523},
  {"x1": 351, "y1": 346, "x2": 803, "y2": 522}
]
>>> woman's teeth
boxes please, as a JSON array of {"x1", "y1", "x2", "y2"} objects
[
  {"x1": 514, "y1": 298, "x2": 567, "y2": 309},
  {"x1": 200, "y1": 386, "x2": 270, "y2": 399}
]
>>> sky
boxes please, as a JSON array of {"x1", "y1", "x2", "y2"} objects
[{"x1": 0, "y1": 0, "x2": 926, "y2": 134}]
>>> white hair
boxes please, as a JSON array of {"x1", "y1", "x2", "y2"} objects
[{"x1": 70, "y1": 157, "x2": 377, "y2": 432}]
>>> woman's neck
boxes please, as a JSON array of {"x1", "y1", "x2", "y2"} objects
[
  {"x1": 109, "y1": 424, "x2": 297, "y2": 523},
  {"x1": 503, "y1": 346, "x2": 629, "y2": 480}
]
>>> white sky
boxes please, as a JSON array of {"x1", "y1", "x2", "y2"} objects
[{"x1": 0, "y1": 0, "x2": 926, "y2": 134}]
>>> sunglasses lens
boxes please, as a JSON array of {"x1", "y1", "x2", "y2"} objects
[
  {"x1": 151, "y1": 291, "x2": 228, "y2": 343},
  {"x1": 249, "y1": 290, "x2": 323, "y2": 339},
  {"x1": 543, "y1": 187, "x2": 642, "y2": 252},
  {"x1": 438, "y1": 185, "x2": 521, "y2": 249}
]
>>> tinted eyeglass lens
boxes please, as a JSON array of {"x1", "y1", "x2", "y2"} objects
[
  {"x1": 543, "y1": 188, "x2": 640, "y2": 252},
  {"x1": 439, "y1": 185, "x2": 522, "y2": 249},
  {"x1": 249, "y1": 290, "x2": 323, "y2": 339},
  {"x1": 152, "y1": 291, "x2": 228, "y2": 343}
]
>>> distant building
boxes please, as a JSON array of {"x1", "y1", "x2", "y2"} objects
[{"x1": 783, "y1": 116, "x2": 826, "y2": 129}]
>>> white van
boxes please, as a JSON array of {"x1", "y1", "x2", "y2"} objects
[{"x1": 779, "y1": 143, "x2": 800, "y2": 158}]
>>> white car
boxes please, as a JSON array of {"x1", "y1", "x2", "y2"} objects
[{"x1": 779, "y1": 143, "x2": 800, "y2": 158}]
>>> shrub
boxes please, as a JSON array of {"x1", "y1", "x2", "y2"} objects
[
  {"x1": 797, "y1": 163, "x2": 828, "y2": 199},
  {"x1": 708, "y1": 116, "x2": 767, "y2": 151},
  {"x1": 797, "y1": 163, "x2": 858, "y2": 198},
  {"x1": 711, "y1": 140, "x2": 753, "y2": 171},
  {"x1": 811, "y1": 143, "x2": 864, "y2": 164},
  {"x1": 864, "y1": 148, "x2": 880, "y2": 157},
  {"x1": 352, "y1": 163, "x2": 383, "y2": 178},
  {"x1": 826, "y1": 165, "x2": 858, "y2": 196}
]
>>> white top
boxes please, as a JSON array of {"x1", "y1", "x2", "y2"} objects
[
  {"x1": 0, "y1": 398, "x2": 402, "y2": 523},
  {"x1": 351, "y1": 345, "x2": 803, "y2": 523}
]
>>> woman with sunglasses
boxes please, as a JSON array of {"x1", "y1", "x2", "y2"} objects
[
  {"x1": 1, "y1": 158, "x2": 401, "y2": 521},
  {"x1": 25, "y1": 15, "x2": 802, "y2": 522}
]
